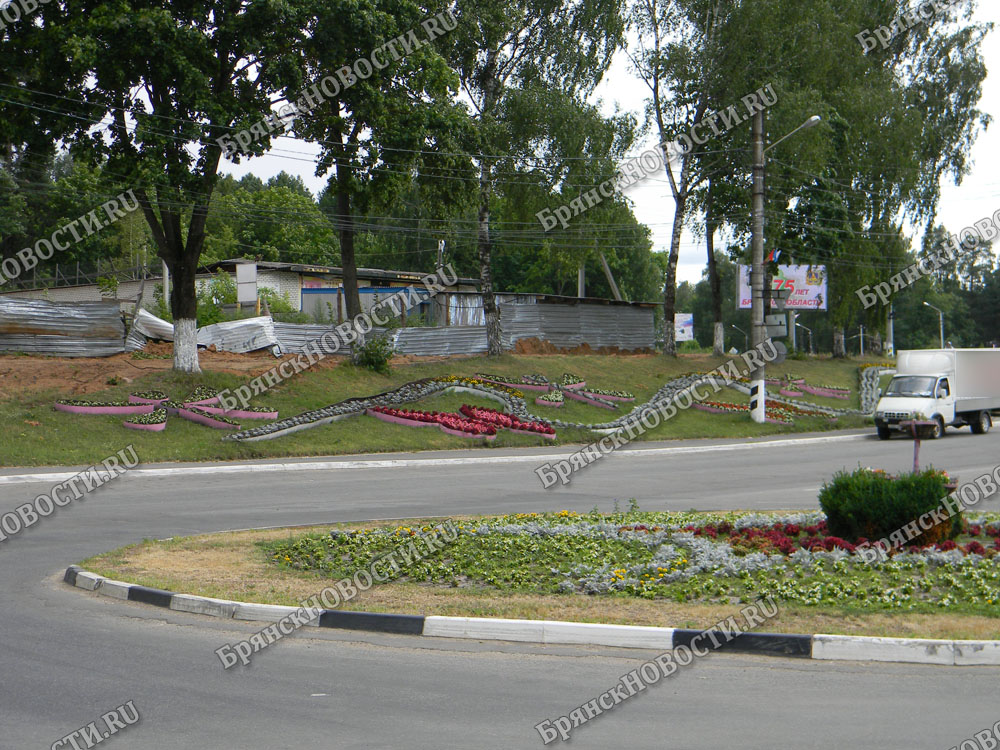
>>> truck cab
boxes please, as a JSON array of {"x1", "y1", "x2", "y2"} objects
[{"x1": 874, "y1": 349, "x2": 999, "y2": 439}]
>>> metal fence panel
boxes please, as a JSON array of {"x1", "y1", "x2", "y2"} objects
[{"x1": 0, "y1": 297, "x2": 125, "y2": 357}]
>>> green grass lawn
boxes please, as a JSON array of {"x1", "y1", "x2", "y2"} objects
[{"x1": 0, "y1": 352, "x2": 878, "y2": 467}]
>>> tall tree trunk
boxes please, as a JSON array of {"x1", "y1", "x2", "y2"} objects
[
  {"x1": 478, "y1": 158, "x2": 502, "y2": 355},
  {"x1": 833, "y1": 327, "x2": 846, "y2": 358},
  {"x1": 705, "y1": 190, "x2": 724, "y2": 355},
  {"x1": 336, "y1": 112, "x2": 361, "y2": 321},
  {"x1": 662, "y1": 191, "x2": 687, "y2": 356}
]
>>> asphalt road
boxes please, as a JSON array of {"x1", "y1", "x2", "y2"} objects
[{"x1": 2, "y1": 427, "x2": 999, "y2": 748}]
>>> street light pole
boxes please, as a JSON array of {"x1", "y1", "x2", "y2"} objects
[
  {"x1": 924, "y1": 301, "x2": 944, "y2": 347},
  {"x1": 749, "y1": 113, "x2": 821, "y2": 424},
  {"x1": 750, "y1": 110, "x2": 767, "y2": 423},
  {"x1": 796, "y1": 322, "x2": 812, "y2": 354},
  {"x1": 731, "y1": 324, "x2": 748, "y2": 351}
]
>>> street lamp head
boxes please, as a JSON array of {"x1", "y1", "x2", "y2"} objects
[{"x1": 803, "y1": 115, "x2": 821, "y2": 129}]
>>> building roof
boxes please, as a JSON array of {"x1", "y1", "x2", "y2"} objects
[{"x1": 204, "y1": 259, "x2": 480, "y2": 287}]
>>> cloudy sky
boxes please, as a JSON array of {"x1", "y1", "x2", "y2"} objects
[{"x1": 222, "y1": 3, "x2": 999, "y2": 285}]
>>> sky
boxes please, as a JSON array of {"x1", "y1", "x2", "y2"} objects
[{"x1": 220, "y1": 3, "x2": 1000, "y2": 286}]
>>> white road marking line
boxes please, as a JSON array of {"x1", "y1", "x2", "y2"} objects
[{"x1": 0, "y1": 433, "x2": 869, "y2": 485}]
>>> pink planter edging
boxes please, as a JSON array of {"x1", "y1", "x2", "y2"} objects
[
  {"x1": 439, "y1": 425, "x2": 495, "y2": 441},
  {"x1": 123, "y1": 420, "x2": 167, "y2": 432},
  {"x1": 192, "y1": 405, "x2": 279, "y2": 419},
  {"x1": 515, "y1": 382, "x2": 552, "y2": 392},
  {"x1": 368, "y1": 409, "x2": 495, "y2": 440},
  {"x1": 55, "y1": 403, "x2": 154, "y2": 416},
  {"x1": 508, "y1": 427, "x2": 556, "y2": 440},
  {"x1": 535, "y1": 398, "x2": 564, "y2": 408},
  {"x1": 563, "y1": 389, "x2": 617, "y2": 410},
  {"x1": 692, "y1": 404, "x2": 734, "y2": 415},
  {"x1": 184, "y1": 396, "x2": 221, "y2": 407},
  {"x1": 800, "y1": 385, "x2": 850, "y2": 399},
  {"x1": 581, "y1": 391, "x2": 635, "y2": 403},
  {"x1": 779, "y1": 389, "x2": 804, "y2": 398},
  {"x1": 128, "y1": 395, "x2": 168, "y2": 405},
  {"x1": 177, "y1": 408, "x2": 240, "y2": 430},
  {"x1": 561, "y1": 381, "x2": 586, "y2": 390},
  {"x1": 367, "y1": 409, "x2": 438, "y2": 428}
]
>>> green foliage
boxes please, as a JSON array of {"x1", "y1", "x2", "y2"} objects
[
  {"x1": 97, "y1": 275, "x2": 119, "y2": 298},
  {"x1": 351, "y1": 333, "x2": 394, "y2": 375},
  {"x1": 819, "y1": 468, "x2": 959, "y2": 544}
]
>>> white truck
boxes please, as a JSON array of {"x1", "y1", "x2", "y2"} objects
[{"x1": 874, "y1": 349, "x2": 1000, "y2": 439}]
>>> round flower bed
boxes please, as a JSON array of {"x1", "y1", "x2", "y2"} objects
[
  {"x1": 560, "y1": 373, "x2": 586, "y2": 390},
  {"x1": 124, "y1": 408, "x2": 168, "y2": 432},
  {"x1": 536, "y1": 391, "x2": 564, "y2": 407}
]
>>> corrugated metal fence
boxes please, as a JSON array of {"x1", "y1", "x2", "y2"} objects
[
  {"x1": 0, "y1": 298, "x2": 125, "y2": 357},
  {"x1": 500, "y1": 303, "x2": 654, "y2": 350}
]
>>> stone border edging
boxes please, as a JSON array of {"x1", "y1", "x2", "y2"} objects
[{"x1": 62, "y1": 565, "x2": 1000, "y2": 666}]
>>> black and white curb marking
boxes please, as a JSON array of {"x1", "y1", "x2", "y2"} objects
[{"x1": 64, "y1": 566, "x2": 1000, "y2": 666}]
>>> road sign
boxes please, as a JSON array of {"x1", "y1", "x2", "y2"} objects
[
  {"x1": 765, "y1": 314, "x2": 787, "y2": 338},
  {"x1": 771, "y1": 288, "x2": 792, "y2": 313}
]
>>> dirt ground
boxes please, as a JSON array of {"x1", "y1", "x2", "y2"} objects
[
  {"x1": 0, "y1": 339, "x2": 654, "y2": 399},
  {"x1": 0, "y1": 343, "x2": 345, "y2": 398}
]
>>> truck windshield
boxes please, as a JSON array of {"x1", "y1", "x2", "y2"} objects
[{"x1": 884, "y1": 376, "x2": 937, "y2": 397}]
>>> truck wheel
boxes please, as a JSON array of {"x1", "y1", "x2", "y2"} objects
[
  {"x1": 971, "y1": 411, "x2": 992, "y2": 435},
  {"x1": 930, "y1": 416, "x2": 945, "y2": 439},
  {"x1": 876, "y1": 425, "x2": 891, "y2": 440}
]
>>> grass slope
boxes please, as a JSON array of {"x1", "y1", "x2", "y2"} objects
[{"x1": 1, "y1": 352, "x2": 875, "y2": 467}]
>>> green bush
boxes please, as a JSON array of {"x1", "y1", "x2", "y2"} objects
[
  {"x1": 818, "y1": 468, "x2": 959, "y2": 544},
  {"x1": 352, "y1": 332, "x2": 394, "y2": 374}
]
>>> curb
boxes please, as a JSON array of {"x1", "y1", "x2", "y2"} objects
[{"x1": 63, "y1": 566, "x2": 1000, "y2": 666}]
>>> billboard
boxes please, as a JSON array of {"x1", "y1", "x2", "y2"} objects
[
  {"x1": 738, "y1": 264, "x2": 827, "y2": 310},
  {"x1": 675, "y1": 313, "x2": 694, "y2": 342}
]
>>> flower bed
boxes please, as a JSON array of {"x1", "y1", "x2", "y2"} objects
[
  {"x1": 559, "y1": 373, "x2": 586, "y2": 390},
  {"x1": 779, "y1": 388, "x2": 804, "y2": 398},
  {"x1": 562, "y1": 388, "x2": 618, "y2": 410},
  {"x1": 176, "y1": 406, "x2": 241, "y2": 430},
  {"x1": 799, "y1": 384, "x2": 851, "y2": 399},
  {"x1": 128, "y1": 390, "x2": 169, "y2": 405},
  {"x1": 367, "y1": 406, "x2": 496, "y2": 440},
  {"x1": 581, "y1": 388, "x2": 635, "y2": 402},
  {"x1": 55, "y1": 400, "x2": 155, "y2": 416},
  {"x1": 192, "y1": 405, "x2": 279, "y2": 420},
  {"x1": 536, "y1": 391, "x2": 564, "y2": 407},
  {"x1": 124, "y1": 408, "x2": 167, "y2": 432},
  {"x1": 266, "y1": 508, "x2": 1000, "y2": 610},
  {"x1": 459, "y1": 405, "x2": 556, "y2": 438},
  {"x1": 183, "y1": 386, "x2": 221, "y2": 406}
]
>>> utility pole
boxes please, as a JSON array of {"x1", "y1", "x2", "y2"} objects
[
  {"x1": 750, "y1": 109, "x2": 767, "y2": 423},
  {"x1": 860, "y1": 324, "x2": 865, "y2": 356},
  {"x1": 577, "y1": 264, "x2": 585, "y2": 298},
  {"x1": 887, "y1": 303, "x2": 895, "y2": 356}
]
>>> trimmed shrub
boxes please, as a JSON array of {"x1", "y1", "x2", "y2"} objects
[
  {"x1": 352, "y1": 333, "x2": 394, "y2": 375},
  {"x1": 818, "y1": 468, "x2": 959, "y2": 546}
]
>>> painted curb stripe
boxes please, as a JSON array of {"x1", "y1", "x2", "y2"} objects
[
  {"x1": 318, "y1": 610, "x2": 424, "y2": 635},
  {"x1": 127, "y1": 585, "x2": 174, "y2": 608},
  {"x1": 672, "y1": 628, "x2": 812, "y2": 658},
  {"x1": 61, "y1": 567, "x2": 1000, "y2": 664}
]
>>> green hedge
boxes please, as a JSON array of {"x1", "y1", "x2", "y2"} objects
[{"x1": 818, "y1": 468, "x2": 959, "y2": 544}]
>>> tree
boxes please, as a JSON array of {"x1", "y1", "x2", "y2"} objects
[
  {"x1": 448, "y1": 0, "x2": 624, "y2": 354},
  {"x1": 297, "y1": 2, "x2": 467, "y2": 321},
  {"x1": 3, "y1": 1, "x2": 315, "y2": 371}
]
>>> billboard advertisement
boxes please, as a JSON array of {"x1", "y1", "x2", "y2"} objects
[
  {"x1": 675, "y1": 313, "x2": 694, "y2": 342},
  {"x1": 738, "y1": 264, "x2": 827, "y2": 310}
]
